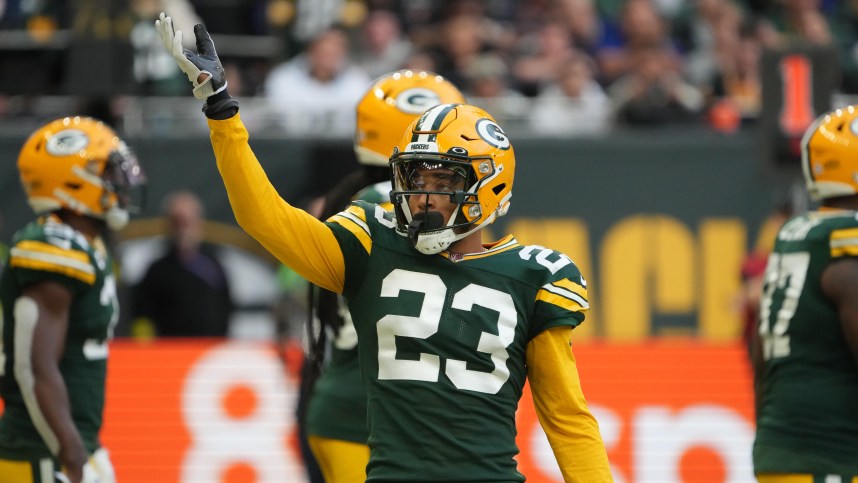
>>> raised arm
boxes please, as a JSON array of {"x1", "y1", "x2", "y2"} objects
[{"x1": 155, "y1": 13, "x2": 346, "y2": 293}]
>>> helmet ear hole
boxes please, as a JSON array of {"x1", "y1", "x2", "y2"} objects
[{"x1": 492, "y1": 184, "x2": 506, "y2": 195}]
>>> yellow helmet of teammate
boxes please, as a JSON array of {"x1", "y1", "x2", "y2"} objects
[
  {"x1": 802, "y1": 105, "x2": 858, "y2": 201},
  {"x1": 18, "y1": 116, "x2": 146, "y2": 229},
  {"x1": 354, "y1": 70, "x2": 466, "y2": 167}
]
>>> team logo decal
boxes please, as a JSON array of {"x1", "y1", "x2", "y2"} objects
[
  {"x1": 46, "y1": 129, "x2": 89, "y2": 156},
  {"x1": 475, "y1": 118, "x2": 510, "y2": 150},
  {"x1": 396, "y1": 88, "x2": 442, "y2": 115}
]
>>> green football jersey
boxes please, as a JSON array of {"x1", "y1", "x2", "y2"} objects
[
  {"x1": 306, "y1": 182, "x2": 391, "y2": 443},
  {"x1": 326, "y1": 201, "x2": 589, "y2": 482},
  {"x1": 753, "y1": 210, "x2": 858, "y2": 475},
  {"x1": 304, "y1": 298, "x2": 367, "y2": 442},
  {"x1": 0, "y1": 216, "x2": 118, "y2": 459}
]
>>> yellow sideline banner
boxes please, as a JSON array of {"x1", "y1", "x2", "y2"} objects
[{"x1": 0, "y1": 340, "x2": 756, "y2": 482}]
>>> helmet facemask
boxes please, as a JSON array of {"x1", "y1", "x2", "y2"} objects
[
  {"x1": 389, "y1": 104, "x2": 515, "y2": 254},
  {"x1": 390, "y1": 153, "x2": 490, "y2": 254},
  {"x1": 98, "y1": 143, "x2": 147, "y2": 230}
]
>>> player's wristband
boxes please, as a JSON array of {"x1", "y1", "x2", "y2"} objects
[{"x1": 202, "y1": 91, "x2": 239, "y2": 120}]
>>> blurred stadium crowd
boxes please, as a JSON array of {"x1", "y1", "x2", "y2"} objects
[{"x1": 1, "y1": 0, "x2": 857, "y2": 137}]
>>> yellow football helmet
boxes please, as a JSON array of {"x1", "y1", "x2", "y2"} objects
[
  {"x1": 802, "y1": 105, "x2": 858, "y2": 201},
  {"x1": 18, "y1": 116, "x2": 146, "y2": 229},
  {"x1": 354, "y1": 70, "x2": 466, "y2": 166},
  {"x1": 390, "y1": 103, "x2": 515, "y2": 254}
]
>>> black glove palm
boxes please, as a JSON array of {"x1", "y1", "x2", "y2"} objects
[{"x1": 156, "y1": 13, "x2": 228, "y2": 100}]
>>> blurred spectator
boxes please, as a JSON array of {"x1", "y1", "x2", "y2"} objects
[
  {"x1": 830, "y1": 0, "x2": 858, "y2": 93},
  {"x1": 462, "y1": 53, "x2": 528, "y2": 124},
  {"x1": 762, "y1": 0, "x2": 833, "y2": 47},
  {"x1": 679, "y1": 0, "x2": 745, "y2": 89},
  {"x1": 408, "y1": 0, "x2": 516, "y2": 54},
  {"x1": 129, "y1": 0, "x2": 202, "y2": 96},
  {"x1": 354, "y1": 9, "x2": 412, "y2": 79},
  {"x1": 403, "y1": 49, "x2": 440, "y2": 73},
  {"x1": 529, "y1": 52, "x2": 611, "y2": 136},
  {"x1": 512, "y1": 19, "x2": 577, "y2": 96},
  {"x1": 609, "y1": 45, "x2": 704, "y2": 126},
  {"x1": 264, "y1": 27, "x2": 371, "y2": 136},
  {"x1": 288, "y1": 0, "x2": 367, "y2": 45},
  {"x1": 132, "y1": 190, "x2": 234, "y2": 338},
  {"x1": 427, "y1": 14, "x2": 491, "y2": 89},
  {"x1": 707, "y1": 24, "x2": 763, "y2": 128},
  {"x1": 557, "y1": 0, "x2": 619, "y2": 58},
  {"x1": 595, "y1": 0, "x2": 677, "y2": 86}
]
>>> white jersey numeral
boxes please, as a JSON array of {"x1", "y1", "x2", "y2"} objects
[
  {"x1": 84, "y1": 274, "x2": 119, "y2": 361},
  {"x1": 376, "y1": 269, "x2": 516, "y2": 394},
  {"x1": 759, "y1": 252, "x2": 809, "y2": 360},
  {"x1": 519, "y1": 245, "x2": 572, "y2": 275}
]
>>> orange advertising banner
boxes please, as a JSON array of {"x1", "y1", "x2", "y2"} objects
[{"x1": 1, "y1": 340, "x2": 756, "y2": 482}]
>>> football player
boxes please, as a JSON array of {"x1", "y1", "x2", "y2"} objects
[
  {"x1": 302, "y1": 70, "x2": 466, "y2": 483},
  {"x1": 753, "y1": 106, "x2": 858, "y2": 482},
  {"x1": 157, "y1": 13, "x2": 612, "y2": 482},
  {"x1": 0, "y1": 117, "x2": 146, "y2": 483}
]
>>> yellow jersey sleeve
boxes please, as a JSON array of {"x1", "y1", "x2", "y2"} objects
[
  {"x1": 527, "y1": 326, "x2": 613, "y2": 482},
  {"x1": 208, "y1": 114, "x2": 346, "y2": 293}
]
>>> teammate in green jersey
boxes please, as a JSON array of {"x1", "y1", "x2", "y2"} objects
[
  {"x1": 753, "y1": 106, "x2": 858, "y2": 483},
  {"x1": 157, "y1": 13, "x2": 612, "y2": 482},
  {"x1": 0, "y1": 117, "x2": 146, "y2": 483},
  {"x1": 302, "y1": 71, "x2": 466, "y2": 483}
]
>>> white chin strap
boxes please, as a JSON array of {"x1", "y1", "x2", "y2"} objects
[
  {"x1": 414, "y1": 230, "x2": 457, "y2": 254},
  {"x1": 105, "y1": 206, "x2": 129, "y2": 230}
]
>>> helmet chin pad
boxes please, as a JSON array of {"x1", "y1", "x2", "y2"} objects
[
  {"x1": 414, "y1": 229, "x2": 456, "y2": 255},
  {"x1": 105, "y1": 206, "x2": 129, "y2": 230},
  {"x1": 408, "y1": 210, "x2": 452, "y2": 254}
]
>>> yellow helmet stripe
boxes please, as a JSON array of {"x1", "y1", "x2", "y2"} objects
[{"x1": 412, "y1": 104, "x2": 456, "y2": 143}]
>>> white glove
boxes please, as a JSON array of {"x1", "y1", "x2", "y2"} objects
[
  {"x1": 55, "y1": 448, "x2": 115, "y2": 483},
  {"x1": 155, "y1": 12, "x2": 228, "y2": 100}
]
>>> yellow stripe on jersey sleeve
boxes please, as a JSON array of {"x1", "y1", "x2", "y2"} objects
[
  {"x1": 9, "y1": 240, "x2": 95, "y2": 285},
  {"x1": 536, "y1": 279, "x2": 589, "y2": 312},
  {"x1": 830, "y1": 227, "x2": 858, "y2": 258},
  {"x1": 328, "y1": 204, "x2": 372, "y2": 255}
]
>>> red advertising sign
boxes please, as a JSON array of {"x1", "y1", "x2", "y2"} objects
[{"x1": 1, "y1": 340, "x2": 756, "y2": 482}]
